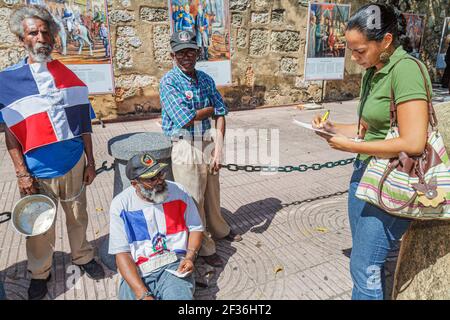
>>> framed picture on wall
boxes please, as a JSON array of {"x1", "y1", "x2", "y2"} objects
[
  {"x1": 437, "y1": 17, "x2": 450, "y2": 70},
  {"x1": 168, "y1": 0, "x2": 232, "y2": 86},
  {"x1": 400, "y1": 13, "x2": 426, "y2": 59},
  {"x1": 23, "y1": 0, "x2": 115, "y2": 94},
  {"x1": 304, "y1": 2, "x2": 351, "y2": 81}
]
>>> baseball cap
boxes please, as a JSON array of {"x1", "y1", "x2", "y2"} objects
[
  {"x1": 126, "y1": 153, "x2": 168, "y2": 181},
  {"x1": 170, "y1": 30, "x2": 199, "y2": 52}
]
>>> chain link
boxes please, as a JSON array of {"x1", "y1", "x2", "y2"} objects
[
  {"x1": 221, "y1": 157, "x2": 355, "y2": 173},
  {"x1": 95, "y1": 160, "x2": 115, "y2": 175},
  {"x1": 95, "y1": 157, "x2": 356, "y2": 176},
  {"x1": 281, "y1": 190, "x2": 349, "y2": 208}
]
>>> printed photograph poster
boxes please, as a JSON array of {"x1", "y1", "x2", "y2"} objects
[
  {"x1": 23, "y1": 0, "x2": 114, "y2": 94},
  {"x1": 168, "y1": 0, "x2": 232, "y2": 86},
  {"x1": 304, "y1": 2, "x2": 351, "y2": 81},
  {"x1": 401, "y1": 13, "x2": 426, "y2": 59},
  {"x1": 437, "y1": 17, "x2": 450, "y2": 70}
]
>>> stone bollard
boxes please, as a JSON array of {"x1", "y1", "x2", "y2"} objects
[
  {"x1": 99, "y1": 132, "x2": 172, "y2": 272},
  {"x1": 393, "y1": 101, "x2": 450, "y2": 299},
  {"x1": 107, "y1": 132, "x2": 173, "y2": 197}
]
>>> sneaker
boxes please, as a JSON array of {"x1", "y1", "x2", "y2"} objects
[
  {"x1": 78, "y1": 259, "x2": 105, "y2": 280},
  {"x1": 28, "y1": 274, "x2": 51, "y2": 300},
  {"x1": 224, "y1": 230, "x2": 242, "y2": 242},
  {"x1": 202, "y1": 253, "x2": 224, "y2": 267}
]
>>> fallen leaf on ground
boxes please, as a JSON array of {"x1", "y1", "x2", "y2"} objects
[
  {"x1": 315, "y1": 227, "x2": 328, "y2": 233},
  {"x1": 273, "y1": 265, "x2": 284, "y2": 274}
]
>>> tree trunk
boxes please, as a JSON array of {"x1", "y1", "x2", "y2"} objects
[{"x1": 393, "y1": 102, "x2": 450, "y2": 299}]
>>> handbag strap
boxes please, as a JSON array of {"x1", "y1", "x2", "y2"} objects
[
  {"x1": 356, "y1": 68, "x2": 375, "y2": 137},
  {"x1": 390, "y1": 57, "x2": 438, "y2": 130},
  {"x1": 378, "y1": 57, "x2": 435, "y2": 211},
  {"x1": 377, "y1": 160, "x2": 418, "y2": 212},
  {"x1": 358, "y1": 56, "x2": 438, "y2": 135}
]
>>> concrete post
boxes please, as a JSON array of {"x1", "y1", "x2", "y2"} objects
[{"x1": 393, "y1": 102, "x2": 450, "y2": 299}]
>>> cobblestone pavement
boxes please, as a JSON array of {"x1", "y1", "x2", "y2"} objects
[{"x1": 1, "y1": 91, "x2": 447, "y2": 300}]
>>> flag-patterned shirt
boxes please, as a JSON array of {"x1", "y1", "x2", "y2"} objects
[
  {"x1": 0, "y1": 58, "x2": 95, "y2": 178},
  {"x1": 108, "y1": 181, "x2": 204, "y2": 268},
  {"x1": 160, "y1": 65, "x2": 228, "y2": 138}
]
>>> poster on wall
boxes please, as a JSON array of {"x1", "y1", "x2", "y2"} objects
[
  {"x1": 436, "y1": 17, "x2": 450, "y2": 70},
  {"x1": 23, "y1": 0, "x2": 114, "y2": 94},
  {"x1": 401, "y1": 13, "x2": 426, "y2": 59},
  {"x1": 304, "y1": 2, "x2": 351, "y2": 81},
  {"x1": 168, "y1": 0, "x2": 232, "y2": 86}
]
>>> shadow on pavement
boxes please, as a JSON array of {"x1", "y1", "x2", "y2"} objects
[
  {"x1": 0, "y1": 235, "x2": 114, "y2": 300},
  {"x1": 194, "y1": 197, "x2": 283, "y2": 300}
]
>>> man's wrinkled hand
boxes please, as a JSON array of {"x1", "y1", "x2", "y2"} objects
[
  {"x1": 18, "y1": 176, "x2": 37, "y2": 196},
  {"x1": 177, "y1": 258, "x2": 194, "y2": 274},
  {"x1": 83, "y1": 166, "x2": 96, "y2": 185},
  {"x1": 210, "y1": 154, "x2": 222, "y2": 173}
]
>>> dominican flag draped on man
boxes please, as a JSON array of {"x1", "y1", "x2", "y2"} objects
[{"x1": 0, "y1": 59, "x2": 93, "y2": 154}]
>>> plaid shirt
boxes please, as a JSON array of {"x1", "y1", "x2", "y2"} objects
[{"x1": 160, "y1": 65, "x2": 228, "y2": 137}]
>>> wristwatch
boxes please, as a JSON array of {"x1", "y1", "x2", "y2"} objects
[{"x1": 138, "y1": 291, "x2": 152, "y2": 300}]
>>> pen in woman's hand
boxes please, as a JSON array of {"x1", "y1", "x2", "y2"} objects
[
  {"x1": 312, "y1": 110, "x2": 331, "y2": 129},
  {"x1": 321, "y1": 110, "x2": 330, "y2": 123}
]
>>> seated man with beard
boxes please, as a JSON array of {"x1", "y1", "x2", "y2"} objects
[{"x1": 108, "y1": 153, "x2": 204, "y2": 300}]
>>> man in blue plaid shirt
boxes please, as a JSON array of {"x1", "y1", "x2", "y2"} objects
[{"x1": 160, "y1": 31, "x2": 241, "y2": 268}]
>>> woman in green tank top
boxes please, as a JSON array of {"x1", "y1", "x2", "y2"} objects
[{"x1": 311, "y1": 4, "x2": 431, "y2": 300}]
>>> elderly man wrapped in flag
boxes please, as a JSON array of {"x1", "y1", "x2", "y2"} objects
[{"x1": 0, "y1": 5, "x2": 104, "y2": 300}]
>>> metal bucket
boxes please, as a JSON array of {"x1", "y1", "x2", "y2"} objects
[{"x1": 12, "y1": 194, "x2": 57, "y2": 237}]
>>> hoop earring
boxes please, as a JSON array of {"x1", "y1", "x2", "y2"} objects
[{"x1": 379, "y1": 51, "x2": 391, "y2": 64}]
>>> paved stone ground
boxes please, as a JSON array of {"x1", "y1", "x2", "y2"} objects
[{"x1": 0, "y1": 86, "x2": 448, "y2": 300}]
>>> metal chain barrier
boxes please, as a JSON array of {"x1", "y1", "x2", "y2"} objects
[
  {"x1": 95, "y1": 160, "x2": 114, "y2": 175},
  {"x1": 0, "y1": 212, "x2": 11, "y2": 224},
  {"x1": 94, "y1": 158, "x2": 356, "y2": 176},
  {"x1": 220, "y1": 157, "x2": 355, "y2": 173},
  {"x1": 281, "y1": 190, "x2": 349, "y2": 208}
]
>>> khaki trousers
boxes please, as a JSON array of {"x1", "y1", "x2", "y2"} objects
[
  {"x1": 26, "y1": 155, "x2": 94, "y2": 279},
  {"x1": 171, "y1": 139, "x2": 230, "y2": 257}
]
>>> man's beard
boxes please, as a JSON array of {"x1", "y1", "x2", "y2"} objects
[
  {"x1": 26, "y1": 43, "x2": 53, "y2": 63},
  {"x1": 137, "y1": 182, "x2": 169, "y2": 203}
]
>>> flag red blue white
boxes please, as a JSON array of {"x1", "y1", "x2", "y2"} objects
[{"x1": 0, "y1": 60, "x2": 92, "y2": 154}]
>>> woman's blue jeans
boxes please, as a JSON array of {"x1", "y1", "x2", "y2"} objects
[{"x1": 348, "y1": 159, "x2": 411, "y2": 300}]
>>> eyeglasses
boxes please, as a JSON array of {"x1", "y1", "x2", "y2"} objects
[
  {"x1": 139, "y1": 171, "x2": 166, "y2": 185},
  {"x1": 174, "y1": 50, "x2": 198, "y2": 58}
]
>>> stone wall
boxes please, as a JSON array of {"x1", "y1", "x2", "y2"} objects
[{"x1": 0, "y1": 0, "x2": 448, "y2": 120}]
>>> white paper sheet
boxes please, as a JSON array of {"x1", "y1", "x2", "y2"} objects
[
  {"x1": 165, "y1": 269, "x2": 192, "y2": 278},
  {"x1": 292, "y1": 119, "x2": 336, "y2": 137}
]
